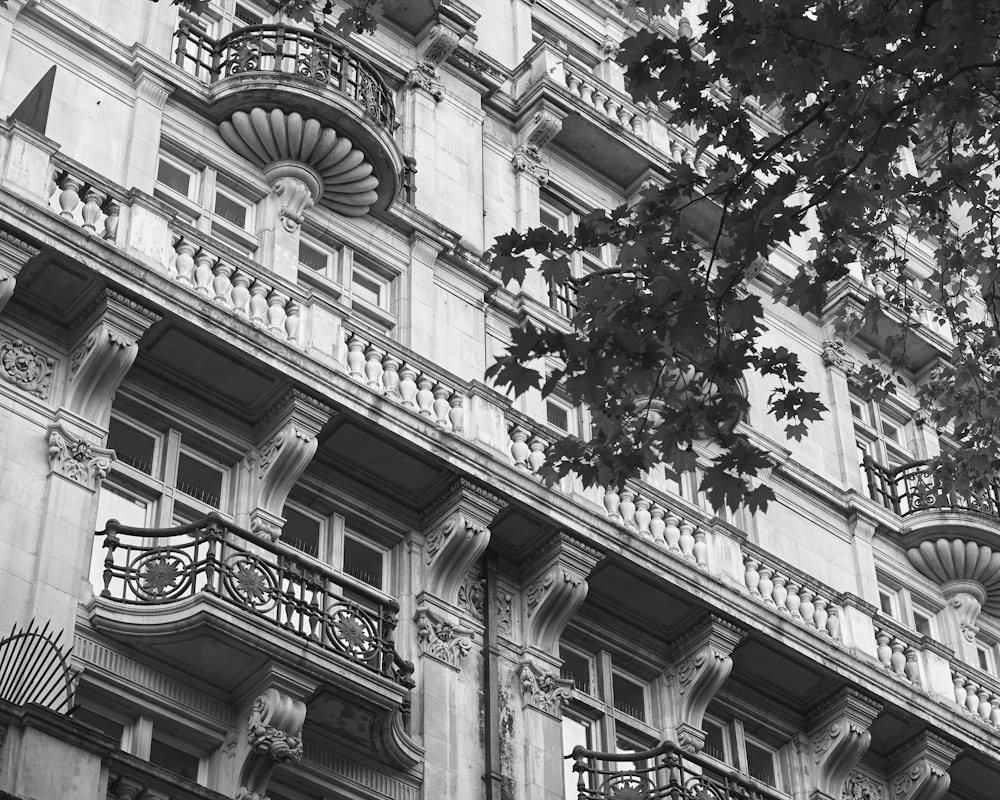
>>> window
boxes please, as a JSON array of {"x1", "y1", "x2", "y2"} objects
[
  {"x1": 875, "y1": 576, "x2": 938, "y2": 640},
  {"x1": 701, "y1": 710, "x2": 783, "y2": 789},
  {"x1": 74, "y1": 706, "x2": 125, "y2": 746},
  {"x1": 976, "y1": 637, "x2": 999, "y2": 675},
  {"x1": 560, "y1": 646, "x2": 593, "y2": 694},
  {"x1": 298, "y1": 237, "x2": 341, "y2": 283},
  {"x1": 150, "y1": 735, "x2": 200, "y2": 781},
  {"x1": 851, "y1": 390, "x2": 918, "y2": 471}
]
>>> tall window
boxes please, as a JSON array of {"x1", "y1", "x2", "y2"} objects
[{"x1": 851, "y1": 390, "x2": 919, "y2": 470}]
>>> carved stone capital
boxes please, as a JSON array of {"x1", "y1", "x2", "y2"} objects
[
  {"x1": 238, "y1": 687, "x2": 307, "y2": 799},
  {"x1": 517, "y1": 658, "x2": 573, "y2": 717},
  {"x1": 0, "y1": 336, "x2": 55, "y2": 400},
  {"x1": 422, "y1": 479, "x2": 501, "y2": 605},
  {"x1": 64, "y1": 290, "x2": 159, "y2": 425},
  {"x1": 806, "y1": 688, "x2": 883, "y2": 799},
  {"x1": 415, "y1": 607, "x2": 473, "y2": 668},
  {"x1": 272, "y1": 173, "x2": 317, "y2": 232},
  {"x1": 248, "y1": 390, "x2": 332, "y2": 540},
  {"x1": 821, "y1": 338, "x2": 854, "y2": 373},
  {"x1": 46, "y1": 422, "x2": 114, "y2": 489},
  {"x1": 0, "y1": 228, "x2": 39, "y2": 317},
  {"x1": 406, "y1": 63, "x2": 445, "y2": 102},
  {"x1": 512, "y1": 108, "x2": 564, "y2": 183},
  {"x1": 886, "y1": 732, "x2": 960, "y2": 800},
  {"x1": 665, "y1": 615, "x2": 744, "y2": 753},
  {"x1": 406, "y1": 20, "x2": 462, "y2": 100},
  {"x1": 511, "y1": 145, "x2": 550, "y2": 183},
  {"x1": 520, "y1": 532, "x2": 601, "y2": 653}
]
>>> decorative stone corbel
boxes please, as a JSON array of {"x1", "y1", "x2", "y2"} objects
[
  {"x1": 63, "y1": 290, "x2": 159, "y2": 426},
  {"x1": 406, "y1": 24, "x2": 461, "y2": 101},
  {"x1": 886, "y1": 732, "x2": 959, "y2": 800},
  {"x1": 512, "y1": 108, "x2": 565, "y2": 184},
  {"x1": 415, "y1": 606, "x2": 473, "y2": 668},
  {"x1": 46, "y1": 422, "x2": 114, "y2": 489},
  {"x1": 421, "y1": 478, "x2": 502, "y2": 606},
  {"x1": 822, "y1": 338, "x2": 855, "y2": 373},
  {"x1": 0, "y1": 229, "x2": 39, "y2": 317},
  {"x1": 247, "y1": 390, "x2": 332, "y2": 540},
  {"x1": 665, "y1": 615, "x2": 744, "y2": 753},
  {"x1": 805, "y1": 688, "x2": 883, "y2": 800},
  {"x1": 236, "y1": 687, "x2": 307, "y2": 800},
  {"x1": 517, "y1": 658, "x2": 573, "y2": 717},
  {"x1": 520, "y1": 532, "x2": 601, "y2": 654}
]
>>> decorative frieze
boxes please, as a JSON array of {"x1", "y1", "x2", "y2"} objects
[
  {"x1": 415, "y1": 607, "x2": 473, "y2": 668},
  {"x1": 46, "y1": 423, "x2": 114, "y2": 489},
  {"x1": 0, "y1": 336, "x2": 54, "y2": 399},
  {"x1": 806, "y1": 688, "x2": 883, "y2": 800},
  {"x1": 517, "y1": 659, "x2": 573, "y2": 717},
  {"x1": 665, "y1": 615, "x2": 744, "y2": 753}
]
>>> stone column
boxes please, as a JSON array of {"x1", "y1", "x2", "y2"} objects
[
  {"x1": 123, "y1": 69, "x2": 172, "y2": 192},
  {"x1": 805, "y1": 688, "x2": 883, "y2": 800},
  {"x1": 887, "y1": 732, "x2": 960, "y2": 800},
  {"x1": 663, "y1": 615, "x2": 744, "y2": 753}
]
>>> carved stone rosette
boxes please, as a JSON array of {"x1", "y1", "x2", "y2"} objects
[
  {"x1": 517, "y1": 659, "x2": 573, "y2": 718},
  {"x1": 247, "y1": 390, "x2": 332, "y2": 540},
  {"x1": 237, "y1": 687, "x2": 307, "y2": 800},
  {"x1": 806, "y1": 688, "x2": 883, "y2": 800},
  {"x1": 0, "y1": 337, "x2": 54, "y2": 399},
  {"x1": 415, "y1": 607, "x2": 473, "y2": 668},
  {"x1": 886, "y1": 732, "x2": 959, "y2": 800},
  {"x1": 665, "y1": 615, "x2": 744, "y2": 753},
  {"x1": 46, "y1": 423, "x2": 114, "y2": 489},
  {"x1": 520, "y1": 532, "x2": 601, "y2": 654}
]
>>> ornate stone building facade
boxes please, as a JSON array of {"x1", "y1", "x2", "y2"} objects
[{"x1": 0, "y1": 2, "x2": 997, "y2": 800}]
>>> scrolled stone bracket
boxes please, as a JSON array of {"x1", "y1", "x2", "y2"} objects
[
  {"x1": 0, "y1": 228, "x2": 40, "y2": 318},
  {"x1": 415, "y1": 606, "x2": 473, "y2": 669},
  {"x1": 886, "y1": 731, "x2": 959, "y2": 800},
  {"x1": 512, "y1": 107, "x2": 565, "y2": 184},
  {"x1": 664, "y1": 615, "x2": 744, "y2": 753},
  {"x1": 237, "y1": 687, "x2": 307, "y2": 800},
  {"x1": 806, "y1": 688, "x2": 883, "y2": 800},
  {"x1": 517, "y1": 658, "x2": 573, "y2": 718},
  {"x1": 46, "y1": 422, "x2": 114, "y2": 490}
]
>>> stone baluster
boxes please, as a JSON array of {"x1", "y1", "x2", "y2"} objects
[
  {"x1": 904, "y1": 646, "x2": 920, "y2": 685},
  {"x1": 580, "y1": 82, "x2": 595, "y2": 105},
  {"x1": 284, "y1": 302, "x2": 300, "y2": 345},
  {"x1": 634, "y1": 496, "x2": 652, "y2": 540},
  {"x1": 991, "y1": 695, "x2": 1000, "y2": 727},
  {"x1": 785, "y1": 581, "x2": 802, "y2": 620},
  {"x1": 771, "y1": 573, "x2": 788, "y2": 613},
  {"x1": 231, "y1": 270, "x2": 252, "y2": 316},
  {"x1": 57, "y1": 173, "x2": 83, "y2": 219},
  {"x1": 266, "y1": 292, "x2": 288, "y2": 337},
  {"x1": 603, "y1": 487, "x2": 621, "y2": 522},
  {"x1": 567, "y1": 73, "x2": 582, "y2": 96},
  {"x1": 510, "y1": 426, "x2": 531, "y2": 471},
  {"x1": 827, "y1": 606, "x2": 841, "y2": 639},
  {"x1": 619, "y1": 488, "x2": 637, "y2": 530},
  {"x1": 345, "y1": 335, "x2": 366, "y2": 380},
  {"x1": 432, "y1": 384, "x2": 452, "y2": 427},
  {"x1": 80, "y1": 187, "x2": 105, "y2": 232},
  {"x1": 248, "y1": 281, "x2": 269, "y2": 326},
  {"x1": 757, "y1": 565, "x2": 774, "y2": 606},
  {"x1": 193, "y1": 250, "x2": 215, "y2": 296},
  {"x1": 889, "y1": 637, "x2": 906, "y2": 677},
  {"x1": 398, "y1": 365, "x2": 418, "y2": 408},
  {"x1": 449, "y1": 395, "x2": 463, "y2": 433},
  {"x1": 103, "y1": 198, "x2": 120, "y2": 241},
  {"x1": 528, "y1": 436, "x2": 546, "y2": 474},
  {"x1": 813, "y1": 595, "x2": 829, "y2": 634},
  {"x1": 876, "y1": 631, "x2": 892, "y2": 670},
  {"x1": 978, "y1": 687, "x2": 992, "y2": 722},
  {"x1": 415, "y1": 375, "x2": 435, "y2": 417},
  {"x1": 743, "y1": 555, "x2": 761, "y2": 597},
  {"x1": 174, "y1": 239, "x2": 196, "y2": 285},
  {"x1": 952, "y1": 672, "x2": 967, "y2": 711},
  {"x1": 799, "y1": 588, "x2": 815, "y2": 627},
  {"x1": 364, "y1": 345, "x2": 384, "y2": 390},
  {"x1": 693, "y1": 529, "x2": 708, "y2": 568},
  {"x1": 678, "y1": 520, "x2": 696, "y2": 562},
  {"x1": 649, "y1": 505, "x2": 666, "y2": 546},
  {"x1": 212, "y1": 262, "x2": 234, "y2": 307},
  {"x1": 606, "y1": 98, "x2": 621, "y2": 123},
  {"x1": 381, "y1": 355, "x2": 401, "y2": 399},
  {"x1": 965, "y1": 680, "x2": 981, "y2": 716}
]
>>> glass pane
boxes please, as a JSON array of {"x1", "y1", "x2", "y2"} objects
[
  {"x1": 156, "y1": 159, "x2": 191, "y2": 196},
  {"x1": 913, "y1": 611, "x2": 932, "y2": 637},
  {"x1": 745, "y1": 740, "x2": 776, "y2": 786},
  {"x1": 149, "y1": 736, "x2": 200, "y2": 781},
  {"x1": 214, "y1": 191, "x2": 249, "y2": 228},
  {"x1": 343, "y1": 537, "x2": 383, "y2": 589},
  {"x1": 562, "y1": 716, "x2": 591, "y2": 798},
  {"x1": 96, "y1": 485, "x2": 149, "y2": 530},
  {"x1": 353, "y1": 271, "x2": 383, "y2": 307},
  {"x1": 559, "y1": 647, "x2": 591, "y2": 694},
  {"x1": 299, "y1": 240, "x2": 329, "y2": 272},
  {"x1": 108, "y1": 418, "x2": 156, "y2": 475},
  {"x1": 703, "y1": 719, "x2": 726, "y2": 762},
  {"x1": 878, "y1": 589, "x2": 896, "y2": 617},
  {"x1": 74, "y1": 706, "x2": 124, "y2": 746},
  {"x1": 175, "y1": 453, "x2": 223, "y2": 508},
  {"x1": 547, "y1": 402, "x2": 570, "y2": 431},
  {"x1": 282, "y1": 506, "x2": 321, "y2": 558},
  {"x1": 540, "y1": 206, "x2": 564, "y2": 232},
  {"x1": 611, "y1": 673, "x2": 645, "y2": 721}
]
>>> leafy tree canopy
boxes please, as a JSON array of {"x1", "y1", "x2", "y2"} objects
[{"x1": 490, "y1": 0, "x2": 1000, "y2": 511}]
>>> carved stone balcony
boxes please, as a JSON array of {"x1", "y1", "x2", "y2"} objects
[
  {"x1": 174, "y1": 24, "x2": 402, "y2": 215},
  {"x1": 90, "y1": 514, "x2": 413, "y2": 690},
  {"x1": 568, "y1": 739, "x2": 785, "y2": 800}
]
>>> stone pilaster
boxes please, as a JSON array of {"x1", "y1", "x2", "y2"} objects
[
  {"x1": 244, "y1": 390, "x2": 333, "y2": 540},
  {"x1": 123, "y1": 66, "x2": 172, "y2": 192},
  {"x1": 516, "y1": 652, "x2": 574, "y2": 800},
  {"x1": 887, "y1": 732, "x2": 960, "y2": 800},
  {"x1": 520, "y1": 532, "x2": 601, "y2": 654},
  {"x1": 664, "y1": 615, "x2": 744, "y2": 753},
  {"x1": 0, "y1": 229, "x2": 39, "y2": 317},
  {"x1": 63, "y1": 289, "x2": 160, "y2": 428},
  {"x1": 805, "y1": 688, "x2": 883, "y2": 800}
]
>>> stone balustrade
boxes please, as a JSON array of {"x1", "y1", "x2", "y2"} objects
[
  {"x1": 873, "y1": 617, "x2": 922, "y2": 686},
  {"x1": 951, "y1": 664, "x2": 1000, "y2": 727},
  {"x1": 741, "y1": 544, "x2": 842, "y2": 640},
  {"x1": 562, "y1": 62, "x2": 645, "y2": 138},
  {"x1": 165, "y1": 229, "x2": 303, "y2": 346},
  {"x1": 604, "y1": 483, "x2": 708, "y2": 568},
  {"x1": 342, "y1": 328, "x2": 464, "y2": 432},
  {"x1": 46, "y1": 157, "x2": 124, "y2": 243}
]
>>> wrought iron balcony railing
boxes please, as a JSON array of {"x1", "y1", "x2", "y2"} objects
[
  {"x1": 96, "y1": 514, "x2": 413, "y2": 686},
  {"x1": 173, "y1": 23, "x2": 396, "y2": 132},
  {"x1": 862, "y1": 457, "x2": 1000, "y2": 519},
  {"x1": 569, "y1": 740, "x2": 785, "y2": 800}
]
